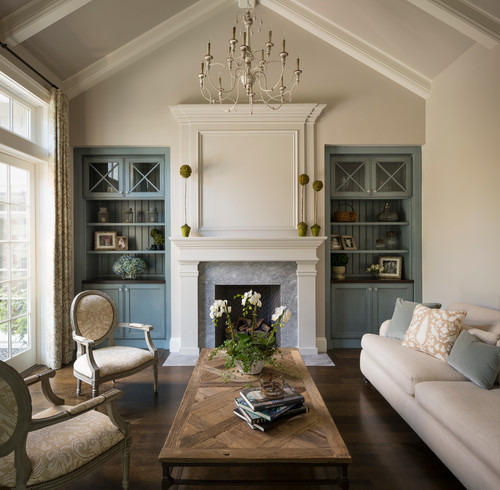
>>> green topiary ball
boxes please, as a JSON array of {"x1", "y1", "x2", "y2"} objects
[
  {"x1": 313, "y1": 180, "x2": 323, "y2": 192},
  {"x1": 298, "y1": 173, "x2": 309, "y2": 186},
  {"x1": 180, "y1": 164, "x2": 192, "y2": 179}
]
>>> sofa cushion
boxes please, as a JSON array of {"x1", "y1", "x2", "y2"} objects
[
  {"x1": 386, "y1": 298, "x2": 442, "y2": 340},
  {"x1": 402, "y1": 305, "x2": 466, "y2": 361},
  {"x1": 361, "y1": 334, "x2": 467, "y2": 396},
  {"x1": 447, "y1": 331, "x2": 500, "y2": 389},
  {"x1": 415, "y1": 381, "x2": 500, "y2": 476}
]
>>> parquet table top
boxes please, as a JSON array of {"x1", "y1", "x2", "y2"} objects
[{"x1": 158, "y1": 348, "x2": 351, "y2": 488}]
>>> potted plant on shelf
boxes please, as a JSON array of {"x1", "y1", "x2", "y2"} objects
[
  {"x1": 112, "y1": 255, "x2": 146, "y2": 280},
  {"x1": 208, "y1": 289, "x2": 292, "y2": 378},
  {"x1": 332, "y1": 253, "x2": 349, "y2": 280},
  {"x1": 150, "y1": 228, "x2": 164, "y2": 250}
]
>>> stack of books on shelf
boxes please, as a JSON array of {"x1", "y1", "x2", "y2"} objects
[{"x1": 233, "y1": 383, "x2": 308, "y2": 431}]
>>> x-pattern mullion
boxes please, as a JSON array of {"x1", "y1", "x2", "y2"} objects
[
  {"x1": 335, "y1": 162, "x2": 367, "y2": 192},
  {"x1": 129, "y1": 162, "x2": 160, "y2": 193},
  {"x1": 88, "y1": 162, "x2": 120, "y2": 193},
  {"x1": 375, "y1": 162, "x2": 406, "y2": 192}
]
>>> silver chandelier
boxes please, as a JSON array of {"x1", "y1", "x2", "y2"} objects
[{"x1": 198, "y1": 3, "x2": 302, "y2": 113}]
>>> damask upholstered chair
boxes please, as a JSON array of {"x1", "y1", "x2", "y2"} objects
[
  {"x1": 0, "y1": 361, "x2": 131, "y2": 489},
  {"x1": 70, "y1": 289, "x2": 158, "y2": 397}
]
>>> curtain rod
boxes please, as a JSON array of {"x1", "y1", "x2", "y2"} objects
[{"x1": 0, "y1": 41, "x2": 59, "y2": 89}]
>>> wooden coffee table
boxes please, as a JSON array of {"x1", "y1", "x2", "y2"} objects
[{"x1": 158, "y1": 348, "x2": 351, "y2": 488}]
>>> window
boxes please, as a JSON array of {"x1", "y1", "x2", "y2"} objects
[{"x1": 0, "y1": 161, "x2": 33, "y2": 362}]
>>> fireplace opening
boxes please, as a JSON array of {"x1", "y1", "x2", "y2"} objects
[{"x1": 213, "y1": 285, "x2": 281, "y2": 347}]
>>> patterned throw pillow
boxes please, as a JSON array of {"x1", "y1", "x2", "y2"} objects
[{"x1": 402, "y1": 304, "x2": 467, "y2": 361}]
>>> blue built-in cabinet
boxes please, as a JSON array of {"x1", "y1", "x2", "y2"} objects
[
  {"x1": 74, "y1": 147, "x2": 170, "y2": 348},
  {"x1": 325, "y1": 146, "x2": 422, "y2": 348}
]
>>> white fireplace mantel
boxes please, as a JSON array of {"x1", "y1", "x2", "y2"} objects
[{"x1": 170, "y1": 237, "x2": 326, "y2": 356}]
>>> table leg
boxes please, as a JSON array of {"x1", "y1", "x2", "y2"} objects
[{"x1": 161, "y1": 465, "x2": 175, "y2": 490}]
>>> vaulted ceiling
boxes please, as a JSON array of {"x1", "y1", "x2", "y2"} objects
[{"x1": 0, "y1": 0, "x2": 498, "y2": 99}]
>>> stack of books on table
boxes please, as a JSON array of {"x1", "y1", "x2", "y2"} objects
[{"x1": 233, "y1": 383, "x2": 308, "y2": 431}]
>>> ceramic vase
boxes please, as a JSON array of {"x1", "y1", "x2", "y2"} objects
[
  {"x1": 235, "y1": 359, "x2": 266, "y2": 375},
  {"x1": 332, "y1": 266, "x2": 346, "y2": 280}
]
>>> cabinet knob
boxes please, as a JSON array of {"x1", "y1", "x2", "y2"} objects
[
  {"x1": 374, "y1": 288, "x2": 378, "y2": 291},
  {"x1": 368, "y1": 288, "x2": 372, "y2": 291},
  {"x1": 125, "y1": 288, "x2": 129, "y2": 292}
]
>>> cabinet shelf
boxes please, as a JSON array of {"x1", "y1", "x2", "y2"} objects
[
  {"x1": 330, "y1": 221, "x2": 408, "y2": 226},
  {"x1": 87, "y1": 250, "x2": 165, "y2": 254},
  {"x1": 88, "y1": 222, "x2": 165, "y2": 227},
  {"x1": 83, "y1": 278, "x2": 166, "y2": 284},
  {"x1": 331, "y1": 249, "x2": 409, "y2": 254},
  {"x1": 331, "y1": 279, "x2": 414, "y2": 284}
]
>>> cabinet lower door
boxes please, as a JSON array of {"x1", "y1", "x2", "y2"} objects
[
  {"x1": 331, "y1": 284, "x2": 371, "y2": 348},
  {"x1": 371, "y1": 283, "x2": 414, "y2": 333}
]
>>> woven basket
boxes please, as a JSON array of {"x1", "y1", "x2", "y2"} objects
[{"x1": 333, "y1": 202, "x2": 358, "y2": 222}]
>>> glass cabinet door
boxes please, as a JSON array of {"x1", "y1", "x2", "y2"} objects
[
  {"x1": 372, "y1": 156, "x2": 412, "y2": 197},
  {"x1": 127, "y1": 158, "x2": 164, "y2": 197},
  {"x1": 330, "y1": 155, "x2": 370, "y2": 197},
  {"x1": 83, "y1": 157, "x2": 123, "y2": 197}
]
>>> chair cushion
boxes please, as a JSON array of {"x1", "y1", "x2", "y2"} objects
[
  {"x1": 361, "y1": 334, "x2": 467, "y2": 396},
  {"x1": 0, "y1": 379, "x2": 18, "y2": 444},
  {"x1": 402, "y1": 305, "x2": 466, "y2": 361},
  {"x1": 415, "y1": 381, "x2": 500, "y2": 475},
  {"x1": 0, "y1": 410, "x2": 125, "y2": 487},
  {"x1": 76, "y1": 294, "x2": 114, "y2": 340},
  {"x1": 74, "y1": 346, "x2": 154, "y2": 378}
]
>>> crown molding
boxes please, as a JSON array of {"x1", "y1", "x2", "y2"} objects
[
  {"x1": 63, "y1": 0, "x2": 234, "y2": 99},
  {"x1": 0, "y1": 0, "x2": 92, "y2": 46},
  {"x1": 260, "y1": 0, "x2": 432, "y2": 99},
  {"x1": 406, "y1": 0, "x2": 499, "y2": 48}
]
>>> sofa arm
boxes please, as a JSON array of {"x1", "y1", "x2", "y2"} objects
[{"x1": 379, "y1": 319, "x2": 391, "y2": 337}]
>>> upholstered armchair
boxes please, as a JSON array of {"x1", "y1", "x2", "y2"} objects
[
  {"x1": 0, "y1": 361, "x2": 131, "y2": 489},
  {"x1": 70, "y1": 289, "x2": 159, "y2": 397}
]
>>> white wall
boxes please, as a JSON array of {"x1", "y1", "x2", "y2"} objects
[
  {"x1": 423, "y1": 44, "x2": 500, "y2": 309},
  {"x1": 68, "y1": 5, "x2": 426, "y2": 344}
]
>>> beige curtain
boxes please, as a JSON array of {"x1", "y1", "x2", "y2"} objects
[{"x1": 47, "y1": 87, "x2": 73, "y2": 369}]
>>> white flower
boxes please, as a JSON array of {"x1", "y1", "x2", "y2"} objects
[
  {"x1": 272, "y1": 305, "x2": 285, "y2": 322},
  {"x1": 241, "y1": 290, "x2": 252, "y2": 305},
  {"x1": 249, "y1": 292, "x2": 262, "y2": 307},
  {"x1": 283, "y1": 309, "x2": 292, "y2": 323}
]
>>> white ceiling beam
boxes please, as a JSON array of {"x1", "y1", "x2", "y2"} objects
[
  {"x1": 406, "y1": 0, "x2": 499, "y2": 48},
  {"x1": 260, "y1": 0, "x2": 431, "y2": 99},
  {"x1": 63, "y1": 0, "x2": 235, "y2": 99},
  {"x1": 0, "y1": 0, "x2": 92, "y2": 47}
]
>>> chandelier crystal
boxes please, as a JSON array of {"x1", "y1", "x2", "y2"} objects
[{"x1": 198, "y1": 4, "x2": 302, "y2": 113}]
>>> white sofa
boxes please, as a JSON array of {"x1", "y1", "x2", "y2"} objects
[{"x1": 360, "y1": 302, "x2": 500, "y2": 490}]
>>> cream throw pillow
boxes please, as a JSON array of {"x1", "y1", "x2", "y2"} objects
[{"x1": 402, "y1": 304, "x2": 467, "y2": 361}]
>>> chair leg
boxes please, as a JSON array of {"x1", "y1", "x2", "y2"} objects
[
  {"x1": 153, "y1": 363, "x2": 158, "y2": 393},
  {"x1": 76, "y1": 378, "x2": 82, "y2": 396},
  {"x1": 92, "y1": 384, "x2": 99, "y2": 397},
  {"x1": 122, "y1": 441, "x2": 131, "y2": 489}
]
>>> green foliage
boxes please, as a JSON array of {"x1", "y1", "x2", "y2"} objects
[
  {"x1": 150, "y1": 228, "x2": 165, "y2": 245},
  {"x1": 179, "y1": 164, "x2": 192, "y2": 179},
  {"x1": 332, "y1": 253, "x2": 349, "y2": 266}
]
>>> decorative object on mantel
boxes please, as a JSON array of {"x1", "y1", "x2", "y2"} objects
[
  {"x1": 198, "y1": 0, "x2": 302, "y2": 114},
  {"x1": 333, "y1": 202, "x2": 357, "y2": 222},
  {"x1": 112, "y1": 255, "x2": 146, "y2": 280},
  {"x1": 297, "y1": 173, "x2": 309, "y2": 236},
  {"x1": 180, "y1": 164, "x2": 192, "y2": 237},
  {"x1": 377, "y1": 201, "x2": 398, "y2": 222},
  {"x1": 332, "y1": 253, "x2": 349, "y2": 280},
  {"x1": 208, "y1": 289, "x2": 292, "y2": 377},
  {"x1": 311, "y1": 180, "x2": 323, "y2": 236},
  {"x1": 150, "y1": 228, "x2": 164, "y2": 250},
  {"x1": 366, "y1": 264, "x2": 385, "y2": 279}
]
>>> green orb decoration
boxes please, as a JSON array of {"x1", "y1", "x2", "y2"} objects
[
  {"x1": 298, "y1": 174, "x2": 309, "y2": 186},
  {"x1": 180, "y1": 164, "x2": 192, "y2": 179},
  {"x1": 313, "y1": 180, "x2": 323, "y2": 192}
]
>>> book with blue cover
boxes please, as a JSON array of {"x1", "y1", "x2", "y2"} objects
[
  {"x1": 239, "y1": 383, "x2": 304, "y2": 411},
  {"x1": 233, "y1": 404, "x2": 308, "y2": 431}
]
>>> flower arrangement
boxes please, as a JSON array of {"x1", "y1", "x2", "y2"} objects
[
  {"x1": 112, "y1": 255, "x2": 146, "y2": 279},
  {"x1": 367, "y1": 264, "x2": 385, "y2": 278},
  {"x1": 208, "y1": 289, "x2": 292, "y2": 377},
  {"x1": 297, "y1": 173, "x2": 309, "y2": 236},
  {"x1": 311, "y1": 180, "x2": 323, "y2": 236},
  {"x1": 180, "y1": 164, "x2": 192, "y2": 237}
]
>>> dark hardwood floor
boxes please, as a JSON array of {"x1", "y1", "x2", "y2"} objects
[{"x1": 27, "y1": 349, "x2": 465, "y2": 490}]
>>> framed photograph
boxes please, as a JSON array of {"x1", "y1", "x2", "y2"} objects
[
  {"x1": 341, "y1": 235, "x2": 357, "y2": 250},
  {"x1": 94, "y1": 231, "x2": 117, "y2": 251},
  {"x1": 116, "y1": 236, "x2": 128, "y2": 251},
  {"x1": 379, "y1": 256, "x2": 403, "y2": 279},
  {"x1": 330, "y1": 234, "x2": 343, "y2": 250}
]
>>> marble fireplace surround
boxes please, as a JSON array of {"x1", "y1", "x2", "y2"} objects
[{"x1": 170, "y1": 237, "x2": 326, "y2": 356}]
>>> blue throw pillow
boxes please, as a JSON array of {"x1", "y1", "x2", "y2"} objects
[
  {"x1": 386, "y1": 298, "x2": 442, "y2": 340},
  {"x1": 448, "y1": 330, "x2": 500, "y2": 390}
]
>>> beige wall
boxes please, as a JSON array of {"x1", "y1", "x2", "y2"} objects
[
  {"x1": 423, "y1": 44, "x2": 500, "y2": 310},
  {"x1": 68, "y1": 6, "x2": 426, "y2": 342}
]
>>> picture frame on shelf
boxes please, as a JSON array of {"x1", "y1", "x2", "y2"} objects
[
  {"x1": 379, "y1": 256, "x2": 402, "y2": 279},
  {"x1": 330, "y1": 234, "x2": 343, "y2": 250},
  {"x1": 116, "y1": 236, "x2": 128, "y2": 251},
  {"x1": 94, "y1": 231, "x2": 117, "y2": 251},
  {"x1": 341, "y1": 235, "x2": 357, "y2": 250}
]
